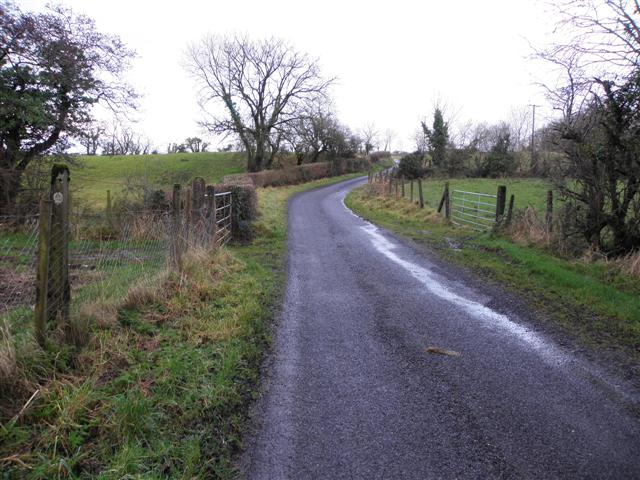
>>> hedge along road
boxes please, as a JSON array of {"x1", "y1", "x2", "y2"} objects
[{"x1": 243, "y1": 177, "x2": 640, "y2": 479}]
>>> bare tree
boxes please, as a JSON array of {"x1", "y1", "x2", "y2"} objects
[
  {"x1": 536, "y1": 0, "x2": 640, "y2": 253},
  {"x1": 360, "y1": 123, "x2": 379, "y2": 155},
  {"x1": 185, "y1": 35, "x2": 334, "y2": 172},
  {"x1": 382, "y1": 129, "x2": 396, "y2": 152},
  {"x1": 184, "y1": 137, "x2": 209, "y2": 153},
  {"x1": 102, "y1": 122, "x2": 151, "y2": 155},
  {"x1": 78, "y1": 121, "x2": 106, "y2": 155},
  {"x1": 507, "y1": 106, "x2": 533, "y2": 151}
]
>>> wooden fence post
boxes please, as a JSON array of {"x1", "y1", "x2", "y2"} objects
[
  {"x1": 496, "y1": 185, "x2": 507, "y2": 225},
  {"x1": 206, "y1": 185, "x2": 217, "y2": 246},
  {"x1": 106, "y1": 189, "x2": 113, "y2": 228},
  {"x1": 410, "y1": 180, "x2": 414, "y2": 202},
  {"x1": 184, "y1": 187, "x2": 192, "y2": 247},
  {"x1": 506, "y1": 194, "x2": 515, "y2": 226},
  {"x1": 388, "y1": 176, "x2": 393, "y2": 195},
  {"x1": 191, "y1": 177, "x2": 206, "y2": 246},
  {"x1": 417, "y1": 179, "x2": 424, "y2": 208},
  {"x1": 546, "y1": 190, "x2": 553, "y2": 232},
  {"x1": 401, "y1": 177, "x2": 405, "y2": 198},
  {"x1": 34, "y1": 198, "x2": 52, "y2": 347},
  {"x1": 444, "y1": 182, "x2": 450, "y2": 220},
  {"x1": 171, "y1": 184, "x2": 183, "y2": 270},
  {"x1": 47, "y1": 165, "x2": 70, "y2": 328}
]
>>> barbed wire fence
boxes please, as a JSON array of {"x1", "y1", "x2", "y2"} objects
[{"x1": 0, "y1": 168, "x2": 232, "y2": 347}]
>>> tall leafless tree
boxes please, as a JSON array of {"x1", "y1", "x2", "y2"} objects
[
  {"x1": 360, "y1": 123, "x2": 379, "y2": 155},
  {"x1": 185, "y1": 35, "x2": 334, "y2": 172}
]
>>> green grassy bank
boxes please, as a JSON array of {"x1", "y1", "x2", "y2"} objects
[{"x1": 345, "y1": 185, "x2": 640, "y2": 354}]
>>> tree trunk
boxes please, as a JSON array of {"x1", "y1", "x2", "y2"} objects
[{"x1": 0, "y1": 165, "x2": 24, "y2": 216}]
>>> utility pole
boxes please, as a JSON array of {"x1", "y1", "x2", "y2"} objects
[{"x1": 529, "y1": 104, "x2": 541, "y2": 170}]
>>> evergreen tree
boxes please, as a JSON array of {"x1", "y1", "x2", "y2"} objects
[{"x1": 421, "y1": 108, "x2": 449, "y2": 170}]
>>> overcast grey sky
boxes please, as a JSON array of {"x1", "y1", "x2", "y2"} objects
[{"x1": 23, "y1": 0, "x2": 558, "y2": 151}]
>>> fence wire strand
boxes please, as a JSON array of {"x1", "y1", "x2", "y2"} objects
[{"x1": 0, "y1": 188, "x2": 232, "y2": 338}]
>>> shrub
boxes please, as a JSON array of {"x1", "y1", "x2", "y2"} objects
[
  {"x1": 368, "y1": 151, "x2": 391, "y2": 163},
  {"x1": 398, "y1": 152, "x2": 424, "y2": 179}
]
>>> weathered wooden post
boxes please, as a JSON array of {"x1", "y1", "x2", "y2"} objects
[
  {"x1": 444, "y1": 182, "x2": 450, "y2": 220},
  {"x1": 171, "y1": 184, "x2": 183, "y2": 270},
  {"x1": 106, "y1": 189, "x2": 113, "y2": 228},
  {"x1": 205, "y1": 185, "x2": 217, "y2": 247},
  {"x1": 417, "y1": 179, "x2": 424, "y2": 208},
  {"x1": 410, "y1": 180, "x2": 414, "y2": 202},
  {"x1": 401, "y1": 177, "x2": 405, "y2": 198},
  {"x1": 47, "y1": 165, "x2": 70, "y2": 328},
  {"x1": 505, "y1": 194, "x2": 515, "y2": 227},
  {"x1": 184, "y1": 187, "x2": 192, "y2": 247},
  {"x1": 34, "y1": 197, "x2": 52, "y2": 347},
  {"x1": 191, "y1": 177, "x2": 206, "y2": 246},
  {"x1": 496, "y1": 185, "x2": 507, "y2": 225},
  {"x1": 546, "y1": 190, "x2": 553, "y2": 232}
]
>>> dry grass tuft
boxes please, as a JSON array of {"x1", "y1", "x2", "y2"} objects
[
  {"x1": 121, "y1": 271, "x2": 169, "y2": 310},
  {"x1": 610, "y1": 250, "x2": 640, "y2": 279},
  {"x1": 0, "y1": 320, "x2": 17, "y2": 387},
  {"x1": 508, "y1": 206, "x2": 550, "y2": 247},
  {"x1": 79, "y1": 301, "x2": 119, "y2": 329}
]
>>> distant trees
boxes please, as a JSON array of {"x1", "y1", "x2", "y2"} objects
[
  {"x1": 0, "y1": 3, "x2": 135, "y2": 214},
  {"x1": 185, "y1": 35, "x2": 334, "y2": 172},
  {"x1": 101, "y1": 123, "x2": 151, "y2": 155},
  {"x1": 184, "y1": 137, "x2": 208, "y2": 153},
  {"x1": 78, "y1": 122, "x2": 106, "y2": 156},
  {"x1": 478, "y1": 125, "x2": 516, "y2": 178},
  {"x1": 286, "y1": 109, "x2": 360, "y2": 164}
]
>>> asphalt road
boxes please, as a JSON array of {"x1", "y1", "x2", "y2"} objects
[{"x1": 243, "y1": 177, "x2": 640, "y2": 480}]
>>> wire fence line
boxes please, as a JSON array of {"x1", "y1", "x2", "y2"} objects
[
  {"x1": 367, "y1": 171, "x2": 510, "y2": 231},
  {"x1": 0, "y1": 168, "x2": 233, "y2": 346}
]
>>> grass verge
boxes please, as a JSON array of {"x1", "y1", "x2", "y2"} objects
[
  {"x1": 345, "y1": 185, "x2": 640, "y2": 355},
  {"x1": 0, "y1": 172, "x2": 364, "y2": 479}
]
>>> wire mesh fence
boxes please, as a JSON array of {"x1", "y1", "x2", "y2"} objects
[{"x1": 1, "y1": 174, "x2": 233, "y2": 346}]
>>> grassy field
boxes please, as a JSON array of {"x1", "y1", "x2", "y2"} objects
[
  {"x1": 70, "y1": 152, "x2": 246, "y2": 208},
  {"x1": 0, "y1": 173, "x2": 363, "y2": 479},
  {"x1": 345, "y1": 185, "x2": 640, "y2": 355},
  {"x1": 398, "y1": 177, "x2": 554, "y2": 215}
]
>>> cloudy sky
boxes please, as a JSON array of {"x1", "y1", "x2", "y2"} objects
[{"x1": 22, "y1": 0, "x2": 559, "y2": 152}]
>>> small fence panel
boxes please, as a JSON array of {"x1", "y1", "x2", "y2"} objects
[
  {"x1": 450, "y1": 190, "x2": 497, "y2": 230},
  {"x1": 214, "y1": 191, "x2": 232, "y2": 247},
  {"x1": 0, "y1": 172, "x2": 234, "y2": 348}
]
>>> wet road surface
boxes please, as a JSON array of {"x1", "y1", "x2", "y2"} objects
[{"x1": 244, "y1": 177, "x2": 640, "y2": 479}]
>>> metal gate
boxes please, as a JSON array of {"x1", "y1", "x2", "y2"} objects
[
  {"x1": 450, "y1": 190, "x2": 497, "y2": 230},
  {"x1": 214, "y1": 191, "x2": 232, "y2": 246}
]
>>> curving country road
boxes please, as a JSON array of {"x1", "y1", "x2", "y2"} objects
[{"x1": 243, "y1": 177, "x2": 640, "y2": 479}]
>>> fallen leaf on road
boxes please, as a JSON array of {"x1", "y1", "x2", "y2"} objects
[{"x1": 426, "y1": 346, "x2": 461, "y2": 357}]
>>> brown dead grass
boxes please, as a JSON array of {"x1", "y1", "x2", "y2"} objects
[
  {"x1": 0, "y1": 320, "x2": 17, "y2": 388},
  {"x1": 508, "y1": 206, "x2": 551, "y2": 247},
  {"x1": 610, "y1": 250, "x2": 640, "y2": 279}
]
